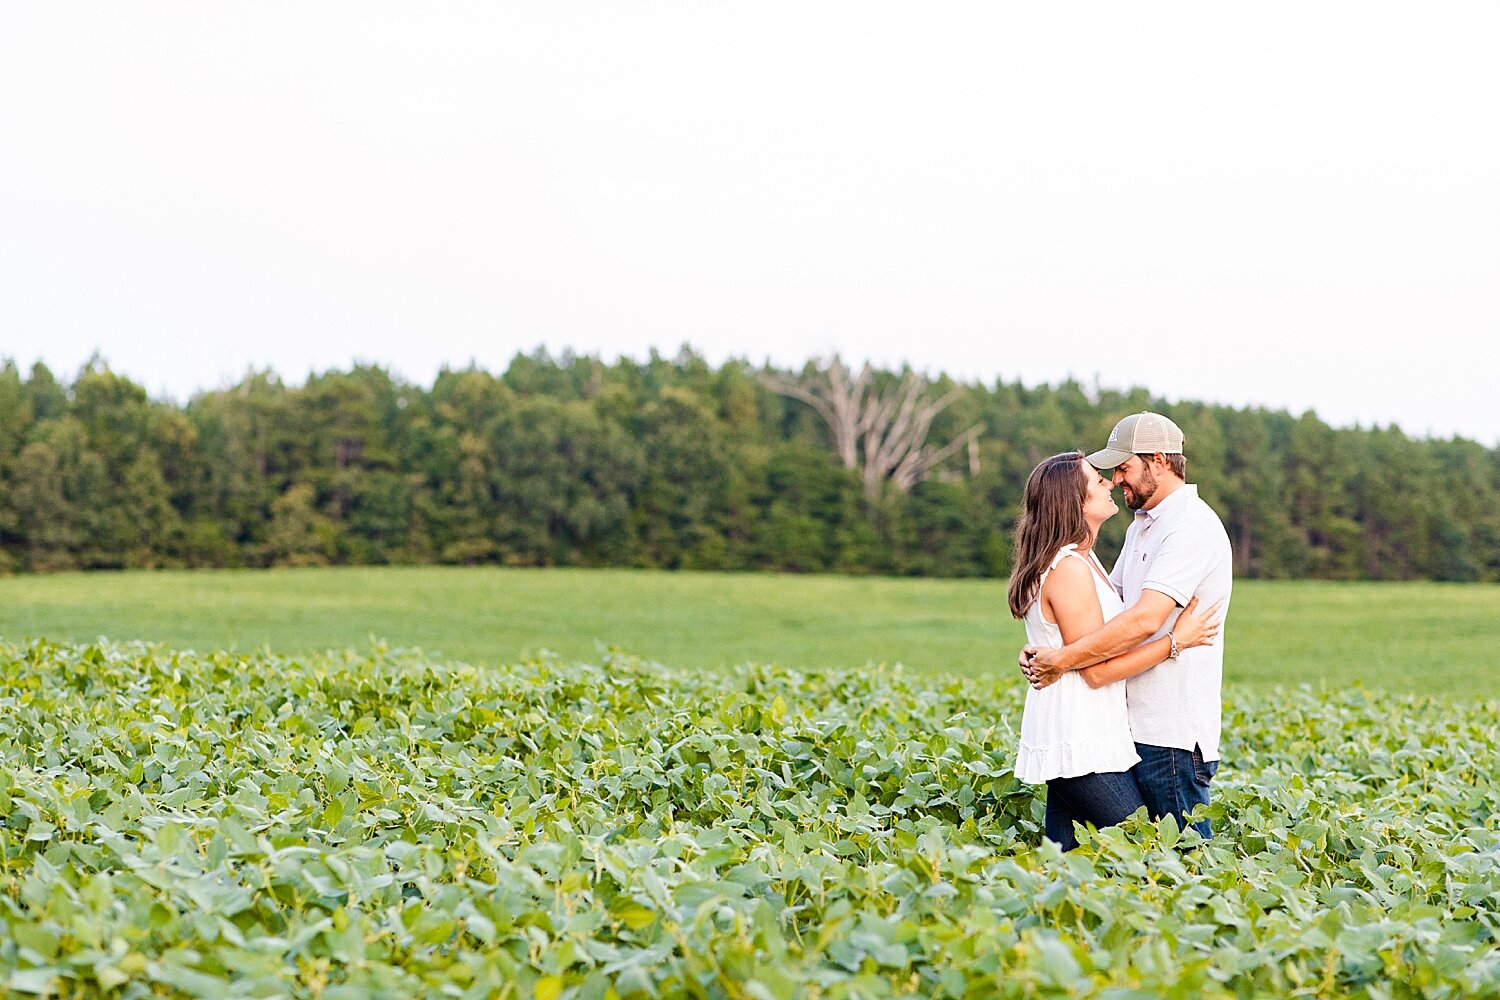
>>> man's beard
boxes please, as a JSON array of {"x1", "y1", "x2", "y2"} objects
[{"x1": 1123, "y1": 466, "x2": 1158, "y2": 511}]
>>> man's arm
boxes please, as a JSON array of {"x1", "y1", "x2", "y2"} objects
[
  {"x1": 1077, "y1": 597, "x2": 1220, "y2": 688},
  {"x1": 1021, "y1": 589, "x2": 1178, "y2": 686}
]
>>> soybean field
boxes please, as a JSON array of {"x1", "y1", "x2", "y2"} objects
[
  {"x1": 0, "y1": 569, "x2": 1497, "y2": 996},
  {"x1": 0, "y1": 640, "x2": 1496, "y2": 997}
]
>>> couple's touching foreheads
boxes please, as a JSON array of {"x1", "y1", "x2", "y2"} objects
[{"x1": 1009, "y1": 412, "x2": 1232, "y2": 850}]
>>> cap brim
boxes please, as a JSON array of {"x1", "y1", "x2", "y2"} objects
[{"x1": 1085, "y1": 447, "x2": 1133, "y2": 469}]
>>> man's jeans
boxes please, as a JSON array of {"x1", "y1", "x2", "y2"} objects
[
  {"x1": 1132, "y1": 742, "x2": 1217, "y2": 838},
  {"x1": 1044, "y1": 770, "x2": 1146, "y2": 851}
]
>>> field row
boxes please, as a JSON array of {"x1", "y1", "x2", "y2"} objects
[{"x1": 1, "y1": 639, "x2": 1497, "y2": 997}]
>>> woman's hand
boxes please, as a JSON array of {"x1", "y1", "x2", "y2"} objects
[{"x1": 1169, "y1": 596, "x2": 1222, "y2": 651}]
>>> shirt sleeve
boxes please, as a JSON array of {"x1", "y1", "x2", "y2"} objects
[{"x1": 1141, "y1": 519, "x2": 1218, "y2": 606}]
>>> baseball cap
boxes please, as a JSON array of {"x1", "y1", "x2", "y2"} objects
[{"x1": 1085, "y1": 411, "x2": 1185, "y2": 469}]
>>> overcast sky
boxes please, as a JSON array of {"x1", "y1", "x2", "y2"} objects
[{"x1": 2, "y1": 3, "x2": 1497, "y2": 444}]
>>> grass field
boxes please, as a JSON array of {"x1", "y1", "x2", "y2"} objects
[{"x1": 0, "y1": 567, "x2": 1495, "y2": 695}]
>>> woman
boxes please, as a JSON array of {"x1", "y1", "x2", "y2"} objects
[{"x1": 1008, "y1": 451, "x2": 1219, "y2": 850}]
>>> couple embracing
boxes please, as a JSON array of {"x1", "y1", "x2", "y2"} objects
[{"x1": 1009, "y1": 412, "x2": 1233, "y2": 850}]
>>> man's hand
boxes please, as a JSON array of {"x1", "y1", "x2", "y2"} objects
[{"x1": 1018, "y1": 645, "x2": 1067, "y2": 690}]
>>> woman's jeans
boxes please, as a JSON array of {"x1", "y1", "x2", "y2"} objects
[
  {"x1": 1132, "y1": 742, "x2": 1217, "y2": 839},
  {"x1": 1044, "y1": 770, "x2": 1146, "y2": 851}
]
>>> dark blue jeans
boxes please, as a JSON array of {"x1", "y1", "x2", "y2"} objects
[
  {"x1": 1132, "y1": 742, "x2": 1217, "y2": 839},
  {"x1": 1044, "y1": 770, "x2": 1146, "y2": 851}
]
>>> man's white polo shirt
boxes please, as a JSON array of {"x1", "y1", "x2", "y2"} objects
[{"x1": 1108, "y1": 484, "x2": 1233, "y2": 761}]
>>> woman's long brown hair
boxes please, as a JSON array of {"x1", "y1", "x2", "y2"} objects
[{"x1": 1006, "y1": 452, "x2": 1091, "y2": 619}]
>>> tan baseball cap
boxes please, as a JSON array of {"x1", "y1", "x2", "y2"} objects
[{"x1": 1085, "y1": 411, "x2": 1185, "y2": 469}]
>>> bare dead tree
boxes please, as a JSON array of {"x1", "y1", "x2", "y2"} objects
[
  {"x1": 761, "y1": 356, "x2": 983, "y2": 501},
  {"x1": 759, "y1": 357, "x2": 868, "y2": 469}
]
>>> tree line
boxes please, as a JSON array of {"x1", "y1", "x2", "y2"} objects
[{"x1": 1, "y1": 351, "x2": 1496, "y2": 581}]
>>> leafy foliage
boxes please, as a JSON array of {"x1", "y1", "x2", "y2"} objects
[
  {"x1": 1, "y1": 640, "x2": 1496, "y2": 997},
  {"x1": 2, "y1": 353, "x2": 1498, "y2": 579}
]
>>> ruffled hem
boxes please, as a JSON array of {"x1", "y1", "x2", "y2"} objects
[{"x1": 1014, "y1": 737, "x2": 1141, "y2": 784}]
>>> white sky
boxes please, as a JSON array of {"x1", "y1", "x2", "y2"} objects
[{"x1": 2, "y1": 3, "x2": 1497, "y2": 444}]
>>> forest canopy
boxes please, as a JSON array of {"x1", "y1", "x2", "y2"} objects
[{"x1": 0, "y1": 350, "x2": 1495, "y2": 581}]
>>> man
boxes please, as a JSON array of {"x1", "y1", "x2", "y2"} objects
[{"x1": 1020, "y1": 411, "x2": 1232, "y2": 837}]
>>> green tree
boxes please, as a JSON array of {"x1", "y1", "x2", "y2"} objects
[
  {"x1": 266, "y1": 483, "x2": 337, "y2": 567},
  {"x1": 438, "y1": 431, "x2": 501, "y2": 565},
  {"x1": 1218, "y1": 409, "x2": 1298, "y2": 578},
  {"x1": 186, "y1": 372, "x2": 297, "y2": 563},
  {"x1": 490, "y1": 397, "x2": 644, "y2": 566},
  {"x1": 10, "y1": 440, "x2": 78, "y2": 572},
  {"x1": 119, "y1": 448, "x2": 182, "y2": 568},
  {"x1": 629, "y1": 387, "x2": 731, "y2": 570},
  {"x1": 1, "y1": 351, "x2": 1494, "y2": 583}
]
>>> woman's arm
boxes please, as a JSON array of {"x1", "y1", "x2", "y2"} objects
[
  {"x1": 1025, "y1": 591, "x2": 1178, "y2": 675},
  {"x1": 1039, "y1": 556, "x2": 1108, "y2": 645},
  {"x1": 1075, "y1": 596, "x2": 1219, "y2": 689}
]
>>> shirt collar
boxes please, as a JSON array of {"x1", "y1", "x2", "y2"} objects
[{"x1": 1136, "y1": 482, "x2": 1197, "y2": 524}]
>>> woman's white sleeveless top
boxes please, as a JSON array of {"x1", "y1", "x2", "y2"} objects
[{"x1": 1014, "y1": 545, "x2": 1140, "y2": 784}]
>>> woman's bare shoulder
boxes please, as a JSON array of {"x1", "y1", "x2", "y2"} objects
[
  {"x1": 1040, "y1": 549, "x2": 1106, "y2": 632},
  {"x1": 1039, "y1": 550, "x2": 1093, "y2": 596}
]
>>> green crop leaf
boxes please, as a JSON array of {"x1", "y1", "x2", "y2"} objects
[
  {"x1": 0, "y1": 639, "x2": 1494, "y2": 998},
  {"x1": 1157, "y1": 812, "x2": 1181, "y2": 849},
  {"x1": 6, "y1": 969, "x2": 59, "y2": 996},
  {"x1": 9, "y1": 922, "x2": 60, "y2": 962}
]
